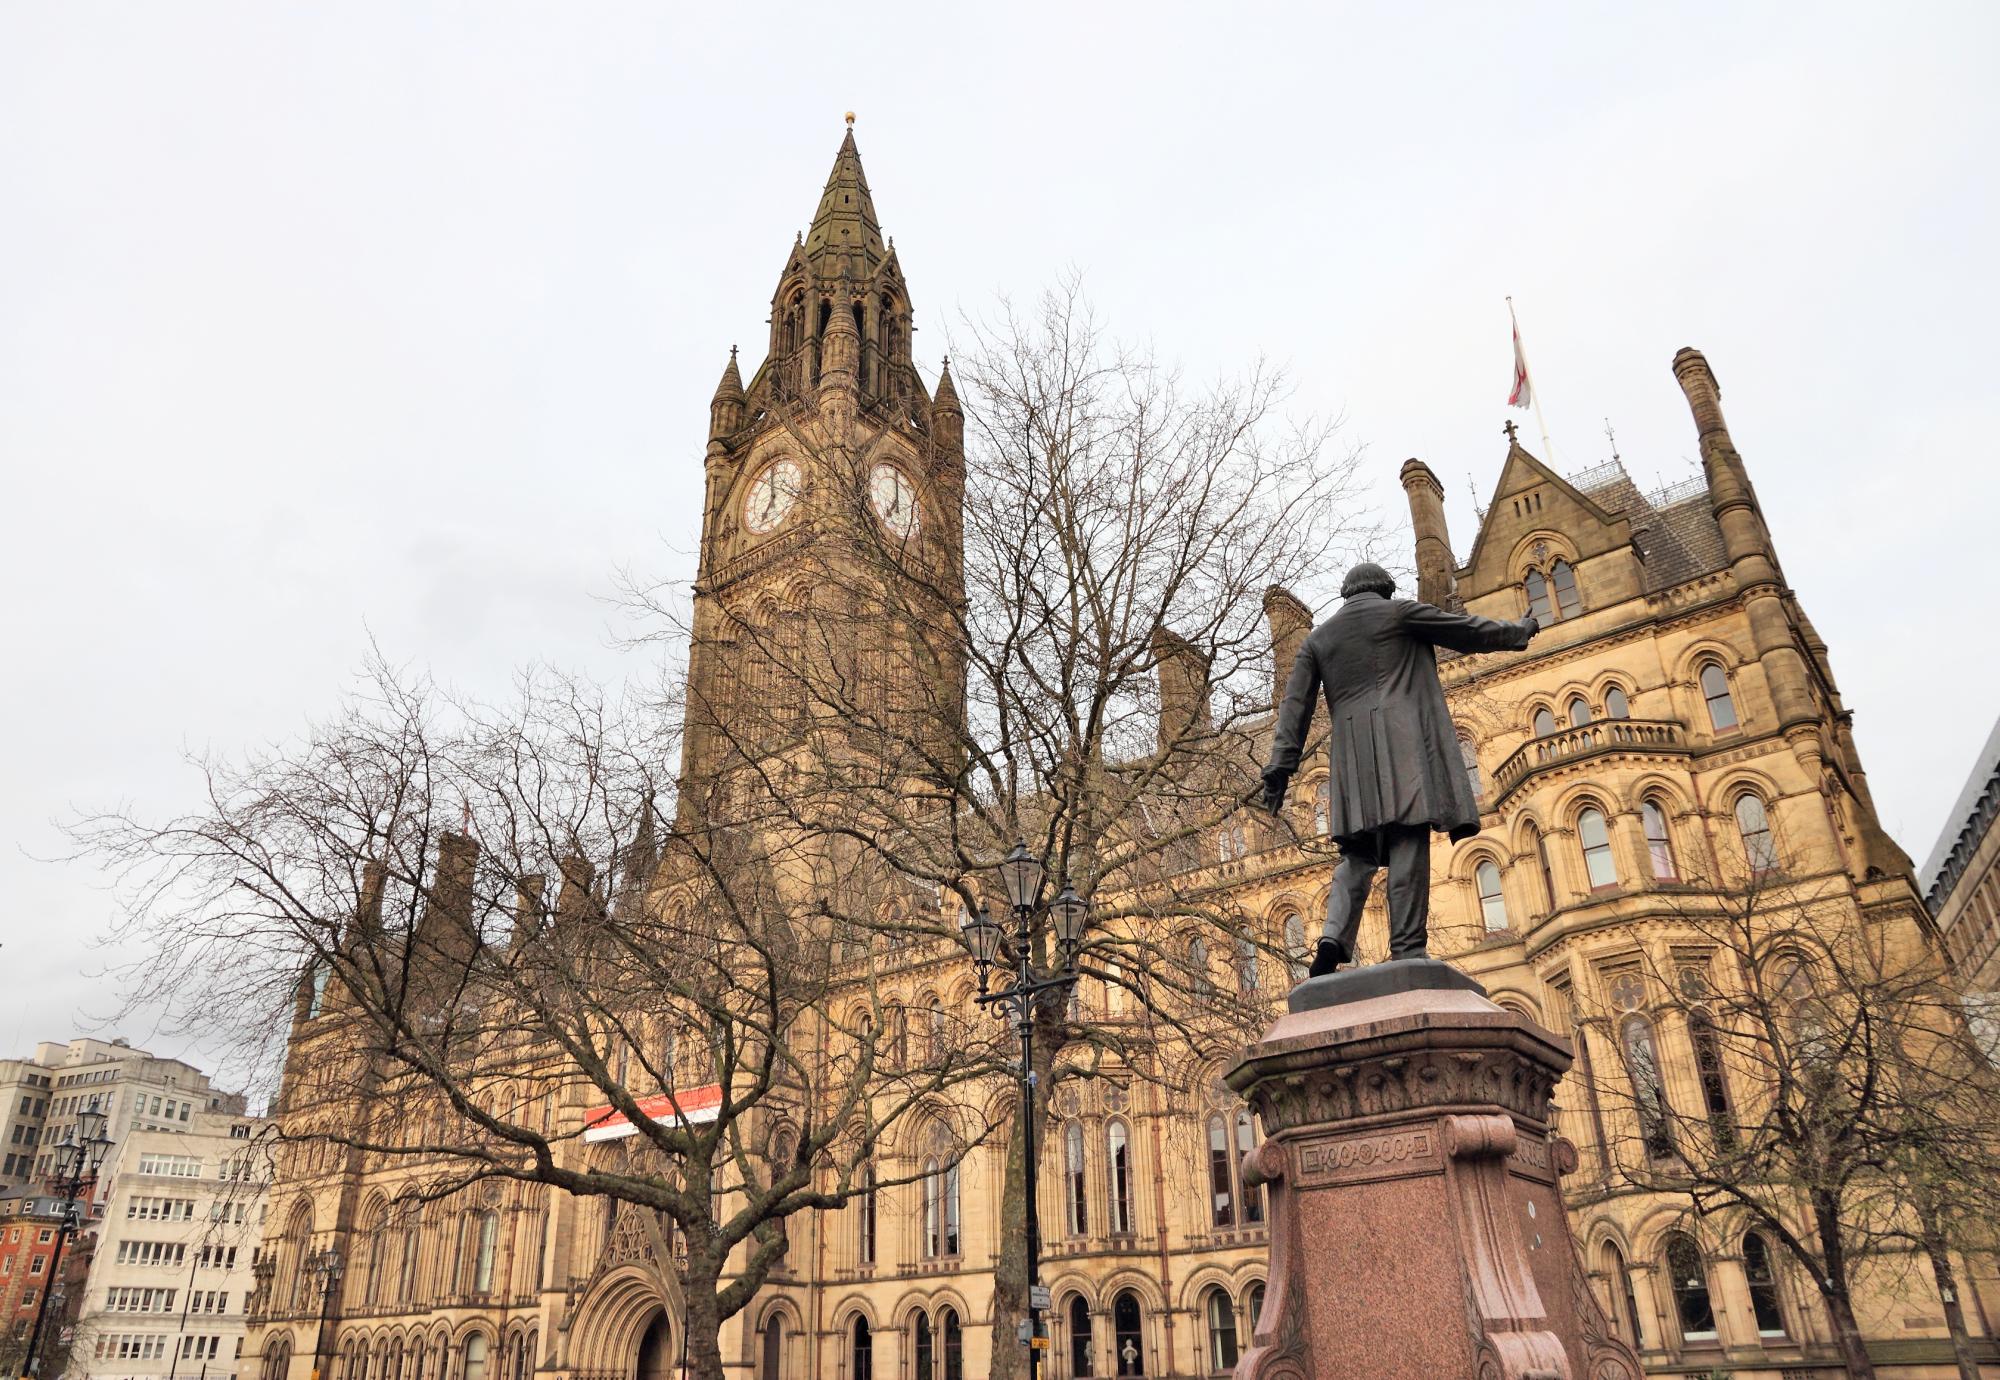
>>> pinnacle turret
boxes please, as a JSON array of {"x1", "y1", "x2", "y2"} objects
[{"x1": 933, "y1": 357, "x2": 961, "y2": 412}]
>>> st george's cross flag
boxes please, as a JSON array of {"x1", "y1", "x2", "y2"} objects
[{"x1": 1507, "y1": 300, "x2": 1533, "y2": 409}]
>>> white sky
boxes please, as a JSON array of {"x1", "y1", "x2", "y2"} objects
[{"x1": 4, "y1": 3, "x2": 1996, "y2": 1072}]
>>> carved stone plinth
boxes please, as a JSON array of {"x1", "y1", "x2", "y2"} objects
[{"x1": 1226, "y1": 982, "x2": 1642, "y2": 1380}]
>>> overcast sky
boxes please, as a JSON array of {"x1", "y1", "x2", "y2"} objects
[{"x1": 4, "y1": 3, "x2": 1996, "y2": 1075}]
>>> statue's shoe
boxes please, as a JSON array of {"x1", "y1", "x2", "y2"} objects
[{"x1": 1307, "y1": 939, "x2": 1350, "y2": 978}]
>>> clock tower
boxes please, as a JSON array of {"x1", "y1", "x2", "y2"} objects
[{"x1": 680, "y1": 122, "x2": 966, "y2": 807}]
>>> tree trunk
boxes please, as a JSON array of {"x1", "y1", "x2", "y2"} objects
[
  {"x1": 1920, "y1": 1233, "x2": 1983, "y2": 1380},
  {"x1": 987, "y1": 1009, "x2": 1061, "y2": 1380},
  {"x1": 1813, "y1": 1199, "x2": 1877, "y2": 1380},
  {"x1": 684, "y1": 1253, "x2": 727, "y2": 1380}
]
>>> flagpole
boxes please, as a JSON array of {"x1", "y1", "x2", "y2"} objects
[{"x1": 1507, "y1": 296, "x2": 1554, "y2": 459}]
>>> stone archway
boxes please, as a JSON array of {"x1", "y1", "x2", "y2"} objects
[
  {"x1": 565, "y1": 1263, "x2": 680, "y2": 1380},
  {"x1": 635, "y1": 1312, "x2": 674, "y2": 1380}
]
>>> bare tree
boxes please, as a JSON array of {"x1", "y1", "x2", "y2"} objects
[
  {"x1": 1576, "y1": 861, "x2": 2000, "y2": 1380},
  {"x1": 76, "y1": 657, "x2": 1003, "y2": 1380},
  {"x1": 630, "y1": 276, "x2": 1380, "y2": 1378}
]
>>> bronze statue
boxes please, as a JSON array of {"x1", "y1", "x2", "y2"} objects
[{"x1": 1263, "y1": 563, "x2": 1539, "y2": 977}]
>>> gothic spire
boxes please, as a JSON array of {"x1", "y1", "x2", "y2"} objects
[{"x1": 803, "y1": 118, "x2": 887, "y2": 281}]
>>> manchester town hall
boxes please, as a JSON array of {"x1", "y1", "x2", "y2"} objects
[{"x1": 238, "y1": 129, "x2": 1990, "y2": 1380}]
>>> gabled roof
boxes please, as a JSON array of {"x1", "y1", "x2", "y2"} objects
[{"x1": 1460, "y1": 440, "x2": 1626, "y2": 580}]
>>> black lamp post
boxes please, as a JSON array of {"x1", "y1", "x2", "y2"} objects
[
  {"x1": 20, "y1": 1107, "x2": 111, "y2": 1380},
  {"x1": 960, "y1": 841, "x2": 1089, "y2": 1380},
  {"x1": 306, "y1": 1247, "x2": 344, "y2": 1380}
]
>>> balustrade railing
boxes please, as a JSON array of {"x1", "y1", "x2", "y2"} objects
[{"x1": 1491, "y1": 718, "x2": 1687, "y2": 803}]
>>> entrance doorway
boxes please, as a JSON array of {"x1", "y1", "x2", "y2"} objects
[{"x1": 636, "y1": 1312, "x2": 675, "y2": 1380}]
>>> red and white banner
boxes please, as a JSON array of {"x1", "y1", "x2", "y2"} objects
[
  {"x1": 582, "y1": 1084, "x2": 723, "y2": 1143},
  {"x1": 1508, "y1": 308, "x2": 1533, "y2": 410}
]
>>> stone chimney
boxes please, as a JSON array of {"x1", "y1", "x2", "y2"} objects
[
  {"x1": 509, "y1": 874, "x2": 545, "y2": 953},
  {"x1": 1399, "y1": 459, "x2": 1455, "y2": 607},
  {"x1": 1153, "y1": 625, "x2": 1213, "y2": 751},
  {"x1": 555, "y1": 854, "x2": 597, "y2": 928},
  {"x1": 1263, "y1": 586, "x2": 1313, "y2": 711}
]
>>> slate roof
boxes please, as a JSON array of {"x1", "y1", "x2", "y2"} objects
[
  {"x1": 1568, "y1": 461, "x2": 1727, "y2": 590},
  {"x1": 1920, "y1": 712, "x2": 2000, "y2": 910}
]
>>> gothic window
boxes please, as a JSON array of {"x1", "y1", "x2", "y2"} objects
[
  {"x1": 762, "y1": 1316, "x2": 785, "y2": 1380},
  {"x1": 1207, "y1": 1116, "x2": 1234, "y2": 1228},
  {"x1": 1187, "y1": 938, "x2": 1214, "y2": 998},
  {"x1": 1112, "y1": 1291, "x2": 1145, "y2": 1375},
  {"x1": 1620, "y1": 1015, "x2": 1674, "y2": 1158},
  {"x1": 1106, "y1": 1120, "x2": 1133, "y2": 1235},
  {"x1": 1217, "y1": 818, "x2": 1248, "y2": 863},
  {"x1": 1234, "y1": 932, "x2": 1260, "y2": 995},
  {"x1": 1688, "y1": 1010, "x2": 1734, "y2": 1148},
  {"x1": 1578, "y1": 808, "x2": 1618, "y2": 889},
  {"x1": 1460, "y1": 732, "x2": 1484, "y2": 803},
  {"x1": 471, "y1": 1210, "x2": 498, "y2": 1294},
  {"x1": 922, "y1": 1157, "x2": 959, "y2": 1258},
  {"x1": 1204, "y1": 1287, "x2": 1239, "y2": 1373},
  {"x1": 1282, "y1": 913, "x2": 1308, "y2": 981},
  {"x1": 1735, "y1": 793, "x2": 1778, "y2": 876},
  {"x1": 1236, "y1": 1110, "x2": 1264, "y2": 1224},
  {"x1": 1642, "y1": 799, "x2": 1678, "y2": 880},
  {"x1": 306, "y1": 962, "x2": 331, "y2": 1019},
  {"x1": 1664, "y1": 1234, "x2": 1717, "y2": 1342},
  {"x1": 1476, "y1": 859, "x2": 1508, "y2": 931},
  {"x1": 1524, "y1": 570, "x2": 1553, "y2": 622},
  {"x1": 1312, "y1": 779, "x2": 1330, "y2": 833},
  {"x1": 857, "y1": 1163, "x2": 877, "y2": 1265},
  {"x1": 1700, "y1": 664, "x2": 1739, "y2": 731},
  {"x1": 1533, "y1": 706, "x2": 1559, "y2": 738},
  {"x1": 1550, "y1": 559, "x2": 1581, "y2": 618},
  {"x1": 850, "y1": 1317, "x2": 873, "y2": 1380},
  {"x1": 1742, "y1": 1233, "x2": 1787, "y2": 1337},
  {"x1": 1525, "y1": 821, "x2": 1557, "y2": 911},
  {"x1": 927, "y1": 998, "x2": 946, "y2": 1064},
  {"x1": 1605, "y1": 685, "x2": 1631, "y2": 719},
  {"x1": 940, "y1": 1308, "x2": 962, "y2": 1380},
  {"x1": 1568, "y1": 696, "x2": 1592, "y2": 728},
  {"x1": 1064, "y1": 1121, "x2": 1088, "y2": 1236},
  {"x1": 1598, "y1": 1240, "x2": 1641, "y2": 1348},
  {"x1": 913, "y1": 1312, "x2": 932, "y2": 1380},
  {"x1": 462, "y1": 1336, "x2": 488, "y2": 1380},
  {"x1": 1069, "y1": 1296, "x2": 1095, "y2": 1377},
  {"x1": 1246, "y1": 1282, "x2": 1266, "y2": 1337}
]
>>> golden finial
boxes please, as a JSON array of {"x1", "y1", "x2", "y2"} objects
[{"x1": 844, "y1": 111, "x2": 856, "y2": 127}]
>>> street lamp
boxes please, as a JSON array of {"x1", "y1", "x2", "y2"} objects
[
  {"x1": 958, "y1": 841, "x2": 1089, "y2": 1380},
  {"x1": 306, "y1": 1247, "x2": 345, "y2": 1380},
  {"x1": 20, "y1": 1107, "x2": 112, "y2": 1380}
]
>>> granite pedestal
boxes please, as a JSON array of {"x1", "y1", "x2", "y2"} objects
[{"x1": 1227, "y1": 961, "x2": 1642, "y2": 1380}]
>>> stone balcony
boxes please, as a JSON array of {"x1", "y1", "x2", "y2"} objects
[{"x1": 1491, "y1": 718, "x2": 1689, "y2": 806}]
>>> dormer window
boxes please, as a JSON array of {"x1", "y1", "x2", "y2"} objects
[{"x1": 1522, "y1": 557, "x2": 1581, "y2": 622}]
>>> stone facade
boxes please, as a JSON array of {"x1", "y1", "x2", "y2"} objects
[{"x1": 242, "y1": 127, "x2": 1982, "y2": 1380}]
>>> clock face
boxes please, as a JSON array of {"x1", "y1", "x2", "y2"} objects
[
  {"x1": 869, "y1": 463, "x2": 919, "y2": 539},
  {"x1": 744, "y1": 459, "x2": 803, "y2": 534}
]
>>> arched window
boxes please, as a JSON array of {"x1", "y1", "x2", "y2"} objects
[
  {"x1": 306, "y1": 962, "x2": 331, "y2": 1018},
  {"x1": 1475, "y1": 859, "x2": 1508, "y2": 932},
  {"x1": 1700, "y1": 664, "x2": 1738, "y2": 731},
  {"x1": 1568, "y1": 696, "x2": 1592, "y2": 728},
  {"x1": 1106, "y1": 1121, "x2": 1133, "y2": 1235},
  {"x1": 1204, "y1": 1287, "x2": 1239, "y2": 1373},
  {"x1": 1246, "y1": 1282, "x2": 1266, "y2": 1336},
  {"x1": 1282, "y1": 913, "x2": 1308, "y2": 981},
  {"x1": 1218, "y1": 817, "x2": 1249, "y2": 863},
  {"x1": 1688, "y1": 1010, "x2": 1734, "y2": 1147},
  {"x1": 1312, "y1": 779, "x2": 1330, "y2": 833},
  {"x1": 471, "y1": 1210, "x2": 499, "y2": 1294},
  {"x1": 1664, "y1": 1234, "x2": 1717, "y2": 1342},
  {"x1": 1642, "y1": 799, "x2": 1677, "y2": 880},
  {"x1": 1620, "y1": 1015, "x2": 1673, "y2": 1158},
  {"x1": 1068, "y1": 1296, "x2": 1095, "y2": 1377},
  {"x1": 462, "y1": 1336, "x2": 489, "y2": 1380},
  {"x1": 1234, "y1": 932, "x2": 1260, "y2": 995},
  {"x1": 940, "y1": 1308, "x2": 962, "y2": 1380},
  {"x1": 1742, "y1": 1233, "x2": 1787, "y2": 1337},
  {"x1": 850, "y1": 1317, "x2": 873, "y2": 1380},
  {"x1": 1598, "y1": 1240, "x2": 1641, "y2": 1348},
  {"x1": 762, "y1": 1315, "x2": 785, "y2": 1380},
  {"x1": 927, "y1": 998, "x2": 946, "y2": 1063},
  {"x1": 1112, "y1": 1292, "x2": 1145, "y2": 1376},
  {"x1": 1187, "y1": 938, "x2": 1214, "y2": 998},
  {"x1": 913, "y1": 1312, "x2": 932, "y2": 1380},
  {"x1": 1533, "y1": 706, "x2": 1558, "y2": 738},
  {"x1": 857, "y1": 1163, "x2": 877, "y2": 1265},
  {"x1": 1236, "y1": 1110, "x2": 1264, "y2": 1225},
  {"x1": 1460, "y1": 733, "x2": 1484, "y2": 804},
  {"x1": 1526, "y1": 821, "x2": 1557, "y2": 910},
  {"x1": 1578, "y1": 808, "x2": 1618, "y2": 889},
  {"x1": 922, "y1": 1158, "x2": 941, "y2": 1258},
  {"x1": 1207, "y1": 1116, "x2": 1235, "y2": 1228},
  {"x1": 1605, "y1": 686, "x2": 1631, "y2": 719},
  {"x1": 1550, "y1": 559, "x2": 1581, "y2": 618},
  {"x1": 1735, "y1": 793, "x2": 1778, "y2": 875},
  {"x1": 1064, "y1": 1121, "x2": 1088, "y2": 1236},
  {"x1": 1524, "y1": 570, "x2": 1552, "y2": 622}
]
